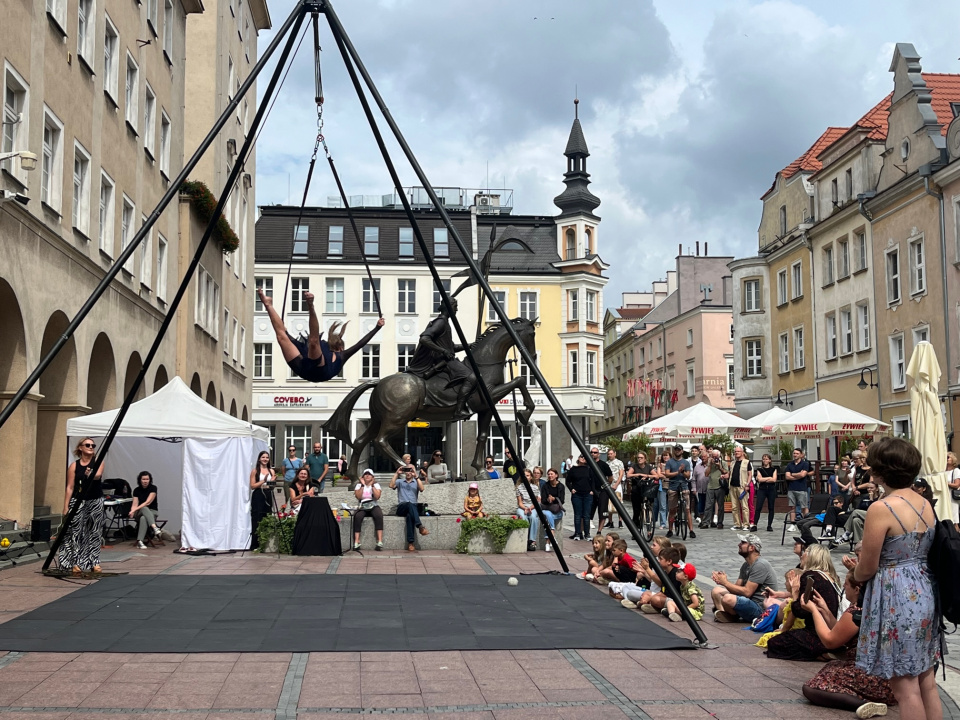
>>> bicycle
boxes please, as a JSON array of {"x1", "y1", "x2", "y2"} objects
[
  {"x1": 632, "y1": 481, "x2": 656, "y2": 541},
  {"x1": 671, "y1": 487, "x2": 689, "y2": 541}
]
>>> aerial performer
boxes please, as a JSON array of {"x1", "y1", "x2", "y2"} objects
[{"x1": 258, "y1": 288, "x2": 384, "y2": 382}]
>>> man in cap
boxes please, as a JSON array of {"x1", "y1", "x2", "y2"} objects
[
  {"x1": 389, "y1": 463, "x2": 430, "y2": 552},
  {"x1": 710, "y1": 533, "x2": 778, "y2": 622},
  {"x1": 665, "y1": 444, "x2": 695, "y2": 539}
]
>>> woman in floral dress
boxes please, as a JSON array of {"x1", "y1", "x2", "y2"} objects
[{"x1": 852, "y1": 437, "x2": 940, "y2": 720}]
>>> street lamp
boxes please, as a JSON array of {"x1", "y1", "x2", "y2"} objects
[
  {"x1": 857, "y1": 368, "x2": 878, "y2": 390},
  {"x1": 0, "y1": 151, "x2": 38, "y2": 171},
  {"x1": 775, "y1": 389, "x2": 793, "y2": 407}
]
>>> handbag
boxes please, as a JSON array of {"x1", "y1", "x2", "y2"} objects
[
  {"x1": 950, "y1": 470, "x2": 960, "y2": 501},
  {"x1": 360, "y1": 500, "x2": 376, "y2": 511}
]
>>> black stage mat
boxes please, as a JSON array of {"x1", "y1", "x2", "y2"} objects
[{"x1": 0, "y1": 574, "x2": 694, "y2": 653}]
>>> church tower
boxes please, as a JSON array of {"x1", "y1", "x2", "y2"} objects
[{"x1": 555, "y1": 98, "x2": 601, "y2": 263}]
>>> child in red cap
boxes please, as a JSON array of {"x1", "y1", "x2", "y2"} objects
[{"x1": 661, "y1": 563, "x2": 704, "y2": 622}]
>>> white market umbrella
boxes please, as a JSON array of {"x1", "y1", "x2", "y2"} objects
[
  {"x1": 748, "y1": 406, "x2": 792, "y2": 440},
  {"x1": 762, "y1": 399, "x2": 890, "y2": 440},
  {"x1": 622, "y1": 407, "x2": 693, "y2": 440},
  {"x1": 623, "y1": 402, "x2": 757, "y2": 441},
  {"x1": 907, "y1": 341, "x2": 951, "y2": 510}
]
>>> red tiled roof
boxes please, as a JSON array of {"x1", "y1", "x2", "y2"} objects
[
  {"x1": 923, "y1": 73, "x2": 960, "y2": 135},
  {"x1": 780, "y1": 127, "x2": 849, "y2": 180}
]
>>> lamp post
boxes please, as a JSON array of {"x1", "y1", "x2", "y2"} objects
[
  {"x1": 774, "y1": 389, "x2": 793, "y2": 407},
  {"x1": 857, "y1": 368, "x2": 878, "y2": 390},
  {"x1": 0, "y1": 150, "x2": 38, "y2": 171}
]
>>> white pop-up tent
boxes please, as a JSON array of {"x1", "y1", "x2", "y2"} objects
[{"x1": 66, "y1": 377, "x2": 270, "y2": 550}]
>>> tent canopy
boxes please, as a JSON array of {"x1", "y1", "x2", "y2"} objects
[
  {"x1": 623, "y1": 403, "x2": 757, "y2": 441},
  {"x1": 761, "y1": 399, "x2": 889, "y2": 440},
  {"x1": 66, "y1": 377, "x2": 269, "y2": 441}
]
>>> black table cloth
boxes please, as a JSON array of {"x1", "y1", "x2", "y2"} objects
[{"x1": 292, "y1": 496, "x2": 342, "y2": 556}]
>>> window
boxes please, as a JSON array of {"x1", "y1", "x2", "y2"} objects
[
  {"x1": 254, "y1": 343, "x2": 272, "y2": 378},
  {"x1": 743, "y1": 279, "x2": 760, "y2": 312},
  {"x1": 364, "y1": 226, "x2": 379, "y2": 256},
  {"x1": 586, "y1": 351, "x2": 597, "y2": 385},
  {"x1": 487, "y1": 290, "x2": 506, "y2": 322},
  {"x1": 822, "y1": 245, "x2": 834, "y2": 285},
  {"x1": 120, "y1": 196, "x2": 135, "y2": 273},
  {"x1": 909, "y1": 237, "x2": 925, "y2": 295},
  {"x1": 519, "y1": 291, "x2": 537, "y2": 320},
  {"x1": 569, "y1": 290, "x2": 578, "y2": 321},
  {"x1": 98, "y1": 172, "x2": 114, "y2": 253},
  {"x1": 569, "y1": 350, "x2": 579, "y2": 385},
  {"x1": 362, "y1": 278, "x2": 381, "y2": 313},
  {"x1": 146, "y1": 0, "x2": 158, "y2": 33},
  {"x1": 855, "y1": 231, "x2": 867, "y2": 271},
  {"x1": 487, "y1": 424, "x2": 506, "y2": 464},
  {"x1": 72, "y1": 143, "x2": 90, "y2": 234},
  {"x1": 778, "y1": 333, "x2": 789, "y2": 373},
  {"x1": 793, "y1": 327, "x2": 805, "y2": 369},
  {"x1": 686, "y1": 328, "x2": 694, "y2": 347},
  {"x1": 227, "y1": 56, "x2": 235, "y2": 101},
  {"x1": 777, "y1": 269, "x2": 788, "y2": 306},
  {"x1": 324, "y1": 278, "x2": 344, "y2": 313},
  {"x1": 2, "y1": 66, "x2": 29, "y2": 181},
  {"x1": 892, "y1": 417, "x2": 911, "y2": 439},
  {"x1": 239, "y1": 326, "x2": 246, "y2": 367},
  {"x1": 143, "y1": 84, "x2": 156, "y2": 156},
  {"x1": 398, "y1": 279, "x2": 416, "y2": 313},
  {"x1": 886, "y1": 248, "x2": 901, "y2": 304},
  {"x1": 586, "y1": 291, "x2": 596, "y2": 321},
  {"x1": 397, "y1": 344, "x2": 415, "y2": 373},
  {"x1": 77, "y1": 0, "x2": 95, "y2": 65},
  {"x1": 222, "y1": 309, "x2": 230, "y2": 356},
  {"x1": 825, "y1": 313, "x2": 837, "y2": 360},
  {"x1": 840, "y1": 309, "x2": 852, "y2": 355},
  {"x1": 857, "y1": 303, "x2": 870, "y2": 350},
  {"x1": 41, "y1": 109, "x2": 63, "y2": 210},
  {"x1": 434, "y1": 227, "x2": 449, "y2": 258},
  {"x1": 293, "y1": 224, "x2": 308, "y2": 257},
  {"x1": 290, "y1": 277, "x2": 309, "y2": 312},
  {"x1": 639, "y1": 347, "x2": 646, "y2": 366},
  {"x1": 231, "y1": 317, "x2": 239, "y2": 361},
  {"x1": 432, "y1": 279, "x2": 451, "y2": 313},
  {"x1": 686, "y1": 363, "x2": 695, "y2": 397},
  {"x1": 565, "y1": 228, "x2": 576, "y2": 259},
  {"x1": 913, "y1": 325, "x2": 929, "y2": 346},
  {"x1": 845, "y1": 168, "x2": 853, "y2": 201},
  {"x1": 831, "y1": 178, "x2": 838, "y2": 207},
  {"x1": 194, "y1": 267, "x2": 220, "y2": 337},
  {"x1": 791, "y1": 261, "x2": 802, "y2": 299},
  {"x1": 254, "y1": 278, "x2": 272, "y2": 312},
  {"x1": 163, "y1": 0, "x2": 174, "y2": 59},
  {"x1": 328, "y1": 226, "x2": 343, "y2": 257},
  {"x1": 726, "y1": 359, "x2": 735, "y2": 393},
  {"x1": 779, "y1": 204, "x2": 787, "y2": 235},
  {"x1": 103, "y1": 16, "x2": 119, "y2": 100},
  {"x1": 284, "y1": 426, "x2": 311, "y2": 461},
  {"x1": 139, "y1": 214, "x2": 151, "y2": 287},
  {"x1": 656, "y1": 337, "x2": 662, "y2": 358},
  {"x1": 125, "y1": 54, "x2": 139, "y2": 130},
  {"x1": 399, "y1": 227, "x2": 413, "y2": 258},
  {"x1": 890, "y1": 334, "x2": 905, "y2": 390},
  {"x1": 156, "y1": 235, "x2": 167, "y2": 301},
  {"x1": 46, "y1": 0, "x2": 66, "y2": 28},
  {"x1": 361, "y1": 345, "x2": 380, "y2": 379},
  {"x1": 516, "y1": 351, "x2": 537, "y2": 386},
  {"x1": 159, "y1": 111, "x2": 170, "y2": 177},
  {"x1": 745, "y1": 340, "x2": 762, "y2": 377},
  {"x1": 837, "y1": 238, "x2": 850, "y2": 279}
]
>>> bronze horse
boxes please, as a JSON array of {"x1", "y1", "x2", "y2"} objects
[{"x1": 323, "y1": 318, "x2": 537, "y2": 480}]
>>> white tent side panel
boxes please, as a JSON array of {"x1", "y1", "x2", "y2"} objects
[{"x1": 182, "y1": 436, "x2": 266, "y2": 551}]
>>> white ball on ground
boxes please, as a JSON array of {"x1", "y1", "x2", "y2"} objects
[{"x1": 507, "y1": 577, "x2": 518, "y2": 586}]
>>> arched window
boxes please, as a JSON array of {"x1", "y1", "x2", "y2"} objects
[
  {"x1": 585, "y1": 227, "x2": 593, "y2": 255},
  {"x1": 565, "y1": 228, "x2": 576, "y2": 260}
]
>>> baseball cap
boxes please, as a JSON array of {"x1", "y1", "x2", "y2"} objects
[
  {"x1": 673, "y1": 444, "x2": 683, "y2": 451},
  {"x1": 469, "y1": 482, "x2": 478, "y2": 489},
  {"x1": 674, "y1": 563, "x2": 696, "y2": 581},
  {"x1": 362, "y1": 468, "x2": 375, "y2": 477},
  {"x1": 737, "y1": 533, "x2": 762, "y2": 550},
  {"x1": 793, "y1": 536, "x2": 816, "y2": 549}
]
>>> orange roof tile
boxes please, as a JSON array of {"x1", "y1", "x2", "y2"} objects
[
  {"x1": 780, "y1": 127, "x2": 848, "y2": 180},
  {"x1": 922, "y1": 73, "x2": 960, "y2": 135}
]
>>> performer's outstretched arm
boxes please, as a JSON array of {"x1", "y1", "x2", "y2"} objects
[{"x1": 341, "y1": 318, "x2": 385, "y2": 363}]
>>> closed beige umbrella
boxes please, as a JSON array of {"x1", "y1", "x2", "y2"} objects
[{"x1": 907, "y1": 341, "x2": 951, "y2": 511}]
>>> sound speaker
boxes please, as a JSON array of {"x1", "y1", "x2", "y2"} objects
[{"x1": 31, "y1": 518, "x2": 51, "y2": 542}]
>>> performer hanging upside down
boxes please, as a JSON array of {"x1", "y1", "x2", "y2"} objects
[{"x1": 258, "y1": 288, "x2": 384, "y2": 383}]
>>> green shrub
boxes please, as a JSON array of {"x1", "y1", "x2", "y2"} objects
[{"x1": 455, "y1": 516, "x2": 529, "y2": 554}]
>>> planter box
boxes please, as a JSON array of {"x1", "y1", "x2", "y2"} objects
[
  {"x1": 260, "y1": 534, "x2": 279, "y2": 553},
  {"x1": 466, "y1": 527, "x2": 528, "y2": 554}
]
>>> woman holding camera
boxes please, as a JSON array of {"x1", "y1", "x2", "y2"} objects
[{"x1": 249, "y1": 450, "x2": 275, "y2": 550}]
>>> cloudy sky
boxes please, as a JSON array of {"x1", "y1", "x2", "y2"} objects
[{"x1": 253, "y1": 0, "x2": 960, "y2": 309}]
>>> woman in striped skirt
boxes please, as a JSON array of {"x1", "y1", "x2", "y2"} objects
[{"x1": 58, "y1": 437, "x2": 106, "y2": 574}]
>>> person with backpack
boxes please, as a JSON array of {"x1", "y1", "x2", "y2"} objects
[{"x1": 849, "y1": 437, "x2": 940, "y2": 720}]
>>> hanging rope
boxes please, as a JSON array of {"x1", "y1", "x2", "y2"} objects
[{"x1": 282, "y1": 13, "x2": 382, "y2": 319}]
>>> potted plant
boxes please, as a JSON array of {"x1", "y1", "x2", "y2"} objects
[
  {"x1": 256, "y1": 506, "x2": 297, "y2": 553},
  {"x1": 455, "y1": 516, "x2": 530, "y2": 554}
]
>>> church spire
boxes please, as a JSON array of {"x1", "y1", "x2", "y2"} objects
[{"x1": 554, "y1": 98, "x2": 600, "y2": 217}]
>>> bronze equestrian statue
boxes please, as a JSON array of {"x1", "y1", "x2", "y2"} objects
[{"x1": 322, "y1": 303, "x2": 537, "y2": 481}]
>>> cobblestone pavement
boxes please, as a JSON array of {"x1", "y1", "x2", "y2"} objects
[{"x1": 0, "y1": 513, "x2": 954, "y2": 720}]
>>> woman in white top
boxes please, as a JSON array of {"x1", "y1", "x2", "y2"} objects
[
  {"x1": 426, "y1": 450, "x2": 448, "y2": 484},
  {"x1": 352, "y1": 469, "x2": 384, "y2": 551},
  {"x1": 947, "y1": 451, "x2": 960, "y2": 524},
  {"x1": 249, "y1": 451, "x2": 274, "y2": 551},
  {"x1": 516, "y1": 469, "x2": 540, "y2": 552}
]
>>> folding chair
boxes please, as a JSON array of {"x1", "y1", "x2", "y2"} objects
[{"x1": 781, "y1": 493, "x2": 831, "y2": 545}]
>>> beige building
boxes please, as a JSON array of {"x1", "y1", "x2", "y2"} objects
[{"x1": 0, "y1": 0, "x2": 267, "y2": 527}]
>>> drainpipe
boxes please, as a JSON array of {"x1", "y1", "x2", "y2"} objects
[
  {"x1": 921, "y1": 169, "x2": 953, "y2": 442},
  {"x1": 856, "y1": 191, "x2": 882, "y2": 422}
]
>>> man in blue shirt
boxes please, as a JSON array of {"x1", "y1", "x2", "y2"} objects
[
  {"x1": 390, "y1": 464, "x2": 430, "y2": 552},
  {"x1": 282, "y1": 445, "x2": 304, "y2": 482},
  {"x1": 665, "y1": 445, "x2": 696, "y2": 539},
  {"x1": 784, "y1": 448, "x2": 811, "y2": 522},
  {"x1": 305, "y1": 442, "x2": 329, "y2": 493}
]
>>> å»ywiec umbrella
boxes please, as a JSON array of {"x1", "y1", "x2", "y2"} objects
[
  {"x1": 761, "y1": 399, "x2": 890, "y2": 439},
  {"x1": 623, "y1": 402, "x2": 758, "y2": 441},
  {"x1": 748, "y1": 406, "x2": 793, "y2": 440},
  {"x1": 907, "y1": 340, "x2": 951, "y2": 511}
]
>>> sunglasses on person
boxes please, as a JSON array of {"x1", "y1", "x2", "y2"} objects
[
  {"x1": 82, "y1": 443, "x2": 96, "y2": 449},
  {"x1": 434, "y1": 453, "x2": 443, "y2": 457}
]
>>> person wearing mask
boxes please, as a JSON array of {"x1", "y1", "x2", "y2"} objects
[
  {"x1": 565, "y1": 455, "x2": 593, "y2": 541},
  {"x1": 305, "y1": 442, "x2": 329, "y2": 493},
  {"x1": 728, "y1": 446, "x2": 753, "y2": 531}
]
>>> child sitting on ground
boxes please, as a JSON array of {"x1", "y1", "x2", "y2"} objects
[
  {"x1": 615, "y1": 536, "x2": 671, "y2": 608},
  {"x1": 578, "y1": 535, "x2": 605, "y2": 580},
  {"x1": 601, "y1": 539, "x2": 639, "y2": 592},
  {"x1": 461, "y1": 482, "x2": 486, "y2": 519},
  {"x1": 661, "y1": 564, "x2": 704, "y2": 622},
  {"x1": 638, "y1": 546, "x2": 683, "y2": 614}
]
